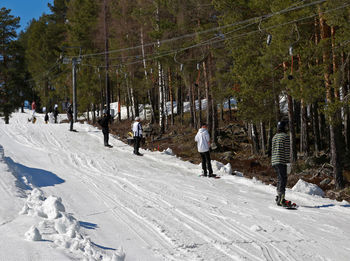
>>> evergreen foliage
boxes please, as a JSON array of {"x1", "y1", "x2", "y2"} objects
[{"x1": 4, "y1": 0, "x2": 350, "y2": 189}]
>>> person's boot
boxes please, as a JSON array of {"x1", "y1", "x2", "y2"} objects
[{"x1": 275, "y1": 193, "x2": 285, "y2": 206}]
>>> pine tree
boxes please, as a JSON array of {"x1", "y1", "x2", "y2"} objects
[{"x1": 0, "y1": 7, "x2": 21, "y2": 123}]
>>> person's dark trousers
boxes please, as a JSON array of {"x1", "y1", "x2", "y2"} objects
[
  {"x1": 70, "y1": 120, "x2": 73, "y2": 131},
  {"x1": 273, "y1": 164, "x2": 287, "y2": 195},
  {"x1": 134, "y1": 136, "x2": 141, "y2": 154},
  {"x1": 200, "y1": 151, "x2": 213, "y2": 175},
  {"x1": 103, "y1": 130, "x2": 109, "y2": 146},
  {"x1": 54, "y1": 116, "x2": 57, "y2": 123}
]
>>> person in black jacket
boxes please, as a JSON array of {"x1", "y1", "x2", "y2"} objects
[
  {"x1": 98, "y1": 109, "x2": 113, "y2": 147},
  {"x1": 44, "y1": 112, "x2": 49, "y2": 124},
  {"x1": 67, "y1": 103, "x2": 74, "y2": 131},
  {"x1": 53, "y1": 104, "x2": 59, "y2": 123}
]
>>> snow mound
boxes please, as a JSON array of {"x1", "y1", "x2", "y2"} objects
[
  {"x1": 25, "y1": 226, "x2": 42, "y2": 241},
  {"x1": 20, "y1": 189, "x2": 126, "y2": 260},
  {"x1": 250, "y1": 225, "x2": 263, "y2": 232},
  {"x1": 212, "y1": 161, "x2": 232, "y2": 175},
  {"x1": 233, "y1": 170, "x2": 244, "y2": 177},
  {"x1": 292, "y1": 179, "x2": 325, "y2": 197},
  {"x1": 163, "y1": 148, "x2": 175, "y2": 156}
]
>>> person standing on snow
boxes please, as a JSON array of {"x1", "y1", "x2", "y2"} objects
[
  {"x1": 44, "y1": 112, "x2": 49, "y2": 124},
  {"x1": 31, "y1": 101, "x2": 36, "y2": 112},
  {"x1": 195, "y1": 122, "x2": 214, "y2": 177},
  {"x1": 271, "y1": 121, "x2": 291, "y2": 207},
  {"x1": 98, "y1": 109, "x2": 113, "y2": 147},
  {"x1": 53, "y1": 104, "x2": 59, "y2": 123},
  {"x1": 67, "y1": 103, "x2": 74, "y2": 131},
  {"x1": 132, "y1": 117, "x2": 143, "y2": 156},
  {"x1": 31, "y1": 101, "x2": 37, "y2": 121}
]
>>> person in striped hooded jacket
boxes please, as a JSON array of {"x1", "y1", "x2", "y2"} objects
[{"x1": 272, "y1": 121, "x2": 291, "y2": 206}]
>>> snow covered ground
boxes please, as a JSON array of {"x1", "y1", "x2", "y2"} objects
[{"x1": 0, "y1": 110, "x2": 350, "y2": 261}]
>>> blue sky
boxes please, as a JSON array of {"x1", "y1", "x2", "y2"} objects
[{"x1": 2, "y1": 0, "x2": 53, "y2": 32}]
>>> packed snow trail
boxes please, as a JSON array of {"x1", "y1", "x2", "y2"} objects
[{"x1": 0, "y1": 111, "x2": 350, "y2": 261}]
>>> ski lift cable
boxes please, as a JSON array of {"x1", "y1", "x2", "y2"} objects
[
  {"x1": 82, "y1": 0, "x2": 329, "y2": 64},
  {"x1": 74, "y1": 0, "x2": 327, "y2": 64},
  {"x1": 25, "y1": 59, "x2": 61, "y2": 83},
  {"x1": 80, "y1": 18, "x2": 258, "y2": 65},
  {"x1": 80, "y1": 3, "x2": 350, "y2": 69},
  {"x1": 76, "y1": 0, "x2": 327, "y2": 59}
]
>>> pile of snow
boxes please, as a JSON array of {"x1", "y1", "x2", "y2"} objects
[
  {"x1": 211, "y1": 161, "x2": 232, "y2": 175},
  {"x1": 20, "y1": 188, "x2": 125, "y2": 261},
  {"x1": 292, "y1": 179, "x2": 325, "y2": 197},
  {"x1": 163, "y1": 148, "x2": 175, "y2": 156},
  {"x1": 233, "y1": 170, "x2": 244, "y2": 177},
  {"x1": 25, "y1": 226, "x2": 42, "y2": 241},
  {"x1": 250, "y1": 225, "x2": 264, "y2": 232}
]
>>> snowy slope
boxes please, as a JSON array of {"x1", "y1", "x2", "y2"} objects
[{"x1": 0, "y1": 110, "x2": 350, "y2": 261}]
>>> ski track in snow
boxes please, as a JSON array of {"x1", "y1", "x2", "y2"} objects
[{"x1": 1, "y1": 111, "x2": 350, "y2": 261}]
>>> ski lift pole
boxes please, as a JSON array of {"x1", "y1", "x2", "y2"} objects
[
  {"x1": 60, "y1": 46, "x2": 82, "y2": 122},
  {"x1": 72, "y1": 57, "x2": 78, "y2": 122}
]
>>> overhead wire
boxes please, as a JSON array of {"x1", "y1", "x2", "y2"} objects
[
  {"x1": 77, "y1": 0, "x2": 328, "y2": 59},
  {"x1": 80, "y1": 2, "x2": 350, "y2": 69},
  {"x1": 26, "y1": 0, "x2": 348, "y2": 81}
]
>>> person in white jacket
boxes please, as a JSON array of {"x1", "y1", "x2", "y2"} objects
[
  {"x1": 195, "y1": 123, "x2": 213, "y2": 177},
  {"x1": 132, "y1": 117, "x2": 143, "y2": 156}
]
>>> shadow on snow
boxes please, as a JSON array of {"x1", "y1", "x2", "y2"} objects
[
  {"x1": 79, "y1": 221, "x2": 98, "y2": 230},
  {"x1": 302, "y1": 204, "x2": 350, "y2": 208},
  {"x1": 0, "y1": 145, "x2": 65, "y2": 190}
]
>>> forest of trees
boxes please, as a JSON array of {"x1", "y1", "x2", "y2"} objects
[{"x1": 1, "y1": 0, "x2": 350, "y2": 190}]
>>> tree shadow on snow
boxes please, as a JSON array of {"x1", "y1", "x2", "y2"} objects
[
  {"x1": 79, "y1": 221, "x2": 98, "y2": 229},
  {"x1": 92, "y1": 242, "x2": 117, "y2": 251},
  {"x1": 302, "y1": 204, "x2": 350, "y2": 208},
  {"x1": 3, "y1": 156, "x2": 65, "y2": 190},
  {"x1": 78, "y1": 221, "x2": 116, "y2": 251}
]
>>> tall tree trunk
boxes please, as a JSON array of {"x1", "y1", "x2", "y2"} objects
[
  {"x1": 188, "y1": 75, "x2": 195, "y2": 128},
  {"x1": 300, "y1": 100, "x2": 309, "y2": 155},
  {"x1": 87, "y1": 106, "x2": 90, "y2": 121},
  {"x1": 140, "y1": 26, "x2": 155, "y2": 123},
  {"x1": 344, "y1": 55, "x2": 350, "y2": 153},
  {"x1": 260, "y1": 121, "x2": 267, "y2": 155},
  {"x1": 319, "y1": 8, "x2": 344, "y2": 189},
  {"x1": 168, "y1": 68, "x2": 174, "y2": 126},
  {"x1": 312, "y1": 102, "x2": 321, "y2": 154},
  {"x1": 191, "y1": 81, "x2": 197, "y2": 128},
  {"x1": 117, "y1": 88, "x2": 121, "y2": 122},
  {"x1": 267, "y1": 121, "x2": 273, "y2": 157},
  {"x1": 208, "y1": 53, "x2": 217, "y2": 143},
  {"x1": 158, "y1": 63, "x2": 164, "y2": 133},
  {"x1": 203, "y1": 60, "x2": 212, "y2": 130},
  {"x1": 228, "y1": 97, "x2": 232, "y2": 120},
  {"x1": 162, "y1": 68, "x2": 168, "y2": 130},
  {"x1": 92, "y1": 103, "x2": 96, "y2": 123},
  {"x1": 298, "y1": 55, "x2": 309, "y2": 156},
  {"x1": 176, "y1": 73, "x2": 183, "y2": 125},
  {"x1": 220, "y1": 101, "x2": 224, "y2": 122},
  {"x1": 125, "y1": 95, "x2": 130, "y2": 120},
  {"x1": 197, "y1": 83, "x2": 202, "y2": 128},
  {"x1": 251, "y1": 123, "x2": 260, "y2": 154},
  {"x1": 283, "y1": 62, "x2": 297, "y2": 163}
]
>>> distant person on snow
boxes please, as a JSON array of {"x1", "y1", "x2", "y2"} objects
[
  {"x1": 97, "y1": 109, "x2": 113, "y2": 147},
  {"x1": 44, "y1": 112, "x2": 49, "y2": 124},
  {"x1": 53, "y1": 104, "x2": 59, "y2": 123},
  {"x1": 67, "y1": 103, "x2": 74, "y2": 131},
  {"x1": 132, "y1": 117, "x2": 143, "y2": 156},
  {"x1": 271, "y1": 121, "x2": 291, "y2": 207},
  {"x1": 31, "y1": 101, "x2": 36, "y2": 112},
  {"x1": 195, "y1": 122, "x2": 214, "y2": 177},
  {"x1": 28, "y1": 101, "x2": 37, "y2": 123}
]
